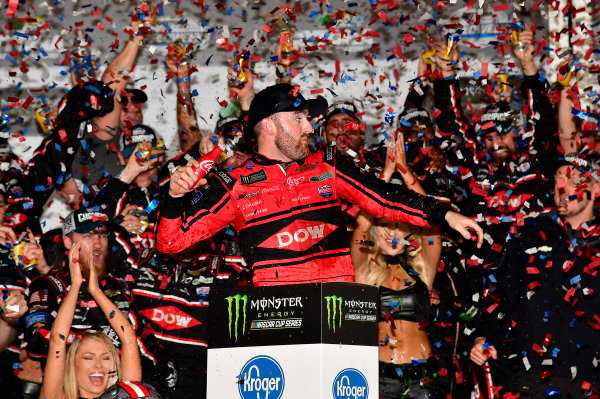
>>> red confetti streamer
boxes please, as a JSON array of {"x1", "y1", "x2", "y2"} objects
[
  {"x1": 472, "y1": 187, "x2": 488, "y2": 196},
  {"x1": 22, "y1": 96, "x2": 34, "y2": 110},
  {"x1": 481, "y1": 62, "x2": 488, "y2": 78},
  {"x1": 531, "y1": 343, "x2": 544, "y2": 356},
  {"x1": 377, "y1": 10, "x2": 389, "y2": 23},
  {"x1": 7, "y1": 0, "x2": 19, "y2": 16},
  {"x1": 480, "y1": 121, "x2": 495, "y2": 130},
  {"x1": 58, "y1": 129, "x2": 67, "y2": 143},
  {"x1": 486, "y1": 303, "x2": 498, "y2": 313},
  {"x1": 262, "y1": 24, "x2": 274, "y2": 34},
  {"x1": 491, "y1": 243, "x2": 503, "y2": 252}
]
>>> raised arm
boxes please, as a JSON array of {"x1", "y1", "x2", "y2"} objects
[
  {"x1": 350, "y1": 211, "x2": 374, "y2": 284},
  {"x1": 228, "y1": 57, "x2": 255, "y2": 112},
  {"x1": 87, "y1": 255, "x2": 141, "y2": 381},
  {"x1": 166, "y1": 50, "x2": 201, "y2": 153},
  {"x1": 432, "y1": 39, "x2": 478, "y2": 148},
  {"x1": 333, "y1": 147, "x2": 483, "y2": 247},
  {"x1": 274, "y1": 29, "x2": 297, "y2": 85},
  {"x1": 40, "y1": 243, "x2": 83, "y2": 399},
  {"x1": 558, "y1": 85, "x2": 578, "y2": 155},
  {"x1": 94, "y1": 4, "x2": 149, "y2": 134},
  {"x1": 380, "y1": 133, "x2": 441, "y2": 287},
  {"x1": 513, "y1": 24, "x2": 537, "y2": 77},
  {"x1": 380, "y1": 130, "x2": 425, "y2": 192}
]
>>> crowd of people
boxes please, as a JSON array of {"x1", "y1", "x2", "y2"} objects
[{"x1": 0, "y1": 4, "x2": 599, "y2": 399}]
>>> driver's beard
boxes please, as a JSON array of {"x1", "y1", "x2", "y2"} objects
[{"x1": 275, "y1": 125, "x2": 309, "y2": 161}]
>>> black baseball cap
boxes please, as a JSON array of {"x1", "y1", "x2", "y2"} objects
[
  {"x1": 124, "y1": 88, "x2": 148, "y2": 104},
  {"x1": 119, "y1": 123, "x2": 161, "y2": 158},
  {"x1": 247, "y1": 83, "x2": 328, "y2": 132},
  {"x1": 397, "y1": 106, "x2": 431, "y2": 129},
  {"x1": 325, "y1": 101, "x2": 360, "y2": 123},
  {"x1": 555, "y1": 154, "x2": 600, "y2": 182},
  {"x1": 62, "y1": 208, "x2": 109, "y2": 236},
  {"x1": 215, "y1": 116, "x2": 251, "y2": 154},
  {"x1": 57, "y1": 80, "x2": 115, "y2": 124},
  {"x1": 479, "y1": 101, "x2": 515, "y2": 136}
]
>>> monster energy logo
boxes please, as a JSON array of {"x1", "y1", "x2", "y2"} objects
[
  {"x1": 324, "y1": 295, "x2": 343, "y2": 332},
  {"x1": 226, "y1": 294, "x2": 248, "y2": 341}
]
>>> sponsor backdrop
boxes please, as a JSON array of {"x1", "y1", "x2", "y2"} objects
[{"x1": 207, "y1": 282, "x2": 378, "y2": 398}]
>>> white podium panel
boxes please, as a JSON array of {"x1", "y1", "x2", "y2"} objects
[{"x1": 207, "y1": 344, "x2": 377, "y2": 399}]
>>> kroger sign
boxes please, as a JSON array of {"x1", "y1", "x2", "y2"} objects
[
  {"x1": 332, "y1": 368, "x2": 369, "y2": 399},
  {"x1": 238, "y1": 355, "x2": 285, "y2": 399}
]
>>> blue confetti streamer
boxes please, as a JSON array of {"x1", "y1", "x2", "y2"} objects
[{"x1": 145, "y1": 199, "x2": 159, "y2": 214}]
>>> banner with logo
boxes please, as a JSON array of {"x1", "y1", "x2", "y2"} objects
[
  {"x1": 207, "y1": 283, "x2": 378, "y2": 398},
  {"x1": 208, "y1": 282, "x2": 378, "y2": 348}
]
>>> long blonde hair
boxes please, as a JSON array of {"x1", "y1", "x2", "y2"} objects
[
  {"x1": 364, "y1": 224, "x2": 426, "y2": 288},
  {"x1": 63, "y1": 331, "x2": 121, "y2": 399}
]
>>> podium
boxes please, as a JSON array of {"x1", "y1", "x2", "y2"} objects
[{"x1": 207, "y1": 282, "x2": 379, "y2": 399}]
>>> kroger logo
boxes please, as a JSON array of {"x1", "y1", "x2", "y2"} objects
[
  {"x1": 332, "y1": 368, "x2": 369, "y2": 399},
  {"x1": 238, "y1": 355, "x2": 285, "y2": 399}
]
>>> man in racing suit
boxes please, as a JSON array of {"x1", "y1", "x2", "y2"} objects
[
  {"x1": 156, "y1": 83, "x2": 483, "y2": 286},
  {"x1": 22, "y1": 209, "x2": 133, "y2": 361}
]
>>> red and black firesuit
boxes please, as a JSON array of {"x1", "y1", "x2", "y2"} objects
[
  {"x1": 23, "y1": 266, "x2": 133, "y2": 361},
  {"x1": 156, "y1": 146, "x2": 452, "y2": 286},
  {"x1": 434, "y1": 72, "x2": 559, "y2": 221},
  {"x1": 128, "y1": 249, "x2": 249, "y2": 399}
]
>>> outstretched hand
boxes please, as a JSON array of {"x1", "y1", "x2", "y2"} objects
[
  {"x1": 68, "y1": 243, "x2": 83, "y2": 290},
  {"x1": 470, "y1": 337, "x2": 498, "y2": 366},
  {"x1": 275, "y1": 28, "x2": 297, "y2": 68},
  {"x1": 228, "y1": 61, "x2": 255, "y2": 111},
  {"x1": 0, "y1": 226, "x2": 17, "y2": 247},
  {"x1": 512, "y1": 24, "x2": 534, "y2": 62},
  {"x1": 434, "y1": 37, "x2": 458, "y2": 78},
  {"x1": 87, "y1": 251, "x2": 101, "y2": 296},
  {"x1": 445, "y1": 211, "x2": 483, "y2": 248},
  {"x1": 168, "y1": 158, "x2": 207, "y2": 198},
  {"x1": 0, "y1": 290, "x2": 28, "y2": 320},
  {"x1": 117, "y1": 142, "x2": 160, "y2": 184},
  {"x1": 23, "y1": 229, "x2": 48, "y2": 273}
]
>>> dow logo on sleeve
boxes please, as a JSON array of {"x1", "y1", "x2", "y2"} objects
[
  {"x1": 226, "y1": 294, "x2": 248, "y2": 341},
  {"x1": 324, "y1": 295, "x2": 343, "y2": 331}
]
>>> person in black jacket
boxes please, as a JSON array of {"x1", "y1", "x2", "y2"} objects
[
  {"x1": 22, "y1": 208, "x2": 134, "y2": 362},
  {"x1": 433, "y1": 25, "x2": 559, "y2": 222},
  {"x1": 470, "y1": 155, "x2": 600, "y2": 396},
  {"x1": 128, "y1": 249, "x2": 249, "y2": 399}
]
